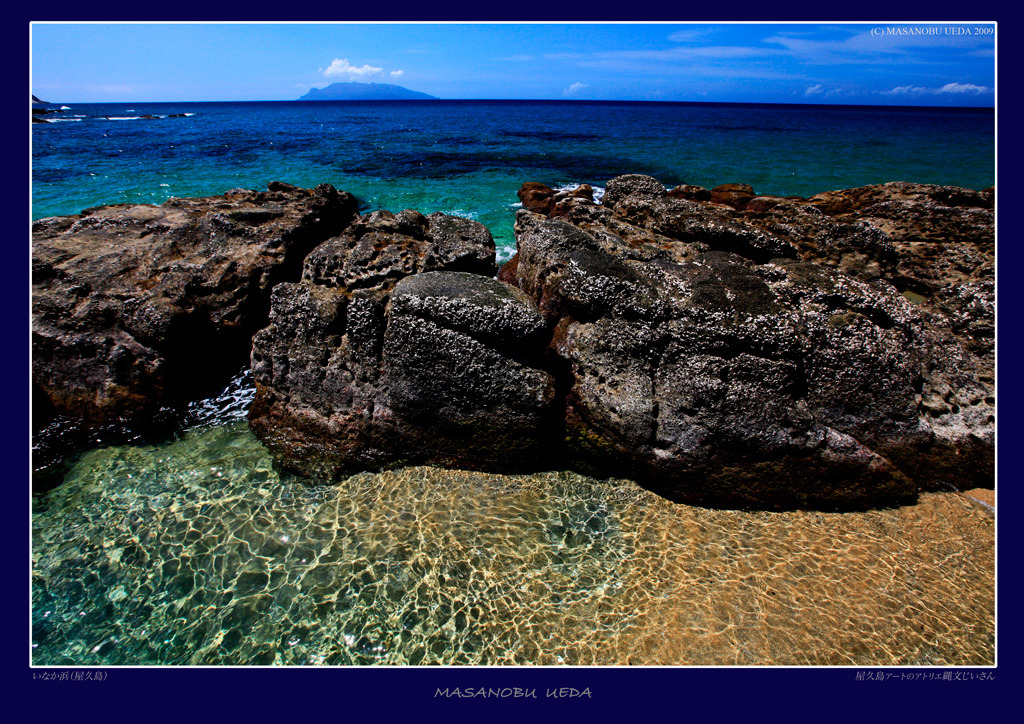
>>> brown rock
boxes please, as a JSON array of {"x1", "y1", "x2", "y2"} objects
[
  {"x1": 710, "y1": 183, "x2": 756, "y2": 209},
  {"x1": 499, "y1": 174, "x2": 993, "y2": 508},
  {"x1": 517, "y1": 182, "x2": 556, "y2": 216},
  {"x1": 667, "y1": 184, "x2": 712, "y2": 202},
  {"x1": 32, "y1": 182, "x2": 359, "y2": 427},
  {"x1": 496, "y1": 252, "x2": 520, "y2": 285},
  {"x1": 749, "y1": 182, "x2": 994, "y2": 364}
]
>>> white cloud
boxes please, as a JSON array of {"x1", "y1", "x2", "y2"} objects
[
  {"x1": 882, "y1": 85, "x2": 926, "y2": 95},
  {"x1": 546, "y1": 48, "x2": 803, "y2": 81},
  {"x1": 563, "y1": 82, "x2": 588, "y2": 97},
  {"x1": 802, "y1": 85, "x2": 852, "y2": 98},
  {"x1": 765, "y1": 28, "x2": 993, "y2": 65},
  {"x1": 322, "y1": 58, "x2": 384, "y2": 78},
  {"x1": 577, "y1": 45, "x2": 780, "y2": 62},
  {"x1": 938, "y1": 82, "x2": 991, "y2": 94},
  {"x1": 667, "y1": 29, "x2": 708, "y2": 43},
  {"x1": 390, "y1": 70, "x2": 404, "y2": 78},
  {"x1": 882, "y1": 82, "x2": 992, "y2": 95},
  {"x1": 765, "y1": 32, "x2": 892, "y2": 63}
]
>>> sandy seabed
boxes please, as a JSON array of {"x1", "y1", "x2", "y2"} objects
[{"x1": 32, "y1": 422, "x2": 994, "y2": 666}]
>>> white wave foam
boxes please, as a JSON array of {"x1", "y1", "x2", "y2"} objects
[
  {"x1": 496, "y1": 246, "x2": 516, "y2": 265},
  {"x1": 59, "y1": 105, "x2": 70, "y2": 110},
  {"x1": 48, "y1": 118, "x2": 83, "y2": 122},
  {"x1": 555, "y1": 182, "x2": 605, "y2": 203}
]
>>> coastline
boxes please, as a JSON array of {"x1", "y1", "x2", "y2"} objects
[{"x1": 31, "y1": 170, "x2": 995, "y2": 666}]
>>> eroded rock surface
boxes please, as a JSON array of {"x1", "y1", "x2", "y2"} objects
[
  {"x1": 32, "y1": 182, "x2": 359, "y2": 429},
  {"x1": 247, "y1": 211, "x2": 560, "y2": 477},
  {"x1": 496, "y1": 174, "x2": 994, "y2": 508}
]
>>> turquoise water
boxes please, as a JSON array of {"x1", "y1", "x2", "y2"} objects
[
  {"x1": 31, "y1": 100, "x2": 996, "y2": 666},
  {"x1": 32, "y1": 100, "x2": 995, "y2": 262},
  {"x1": 31, "y1": 409, "x2": 995, "y2": 666},
  {"x1": 32, "y1": 411, "x2": 995, "y2": 666}
]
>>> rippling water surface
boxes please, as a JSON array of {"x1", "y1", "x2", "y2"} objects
[
  {"x1": 32, "y1": 417, "x2": 994, "y2": 666},
  {"x1": 32, "y1": 100, "x2": 995, "y2": 263}
]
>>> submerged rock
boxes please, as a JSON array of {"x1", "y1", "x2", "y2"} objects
[{"x1": 32, "y1": 181, "x2": 359, "y2": 429}]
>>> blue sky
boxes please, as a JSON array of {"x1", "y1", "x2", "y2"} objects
[{"x1": 31, "y1": 22, "x2": 996, "y2": 106}]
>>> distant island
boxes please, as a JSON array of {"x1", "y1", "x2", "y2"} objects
[{"x1": 298, "y1": 82, "x2": 438, "y2": 101}]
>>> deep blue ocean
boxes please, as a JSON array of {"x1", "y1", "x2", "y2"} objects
[
  {"x1": 30, "y1": 100, "x2": 996, "y2": 667},
  {"x1": 32, "y1": 100, "x2": 995, "y2": 264}
]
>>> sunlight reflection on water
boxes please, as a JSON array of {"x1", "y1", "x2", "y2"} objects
[{"x1": 32, "y1": 419, "x2": 994, "y2": 666}]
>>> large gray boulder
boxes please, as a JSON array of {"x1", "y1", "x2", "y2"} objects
[
  {"x1": 248, "y1": 211, "x2": 561, "y2": 477},
  {"x1": 499, "y1": 175, "x2": 994, "y2": 509}
]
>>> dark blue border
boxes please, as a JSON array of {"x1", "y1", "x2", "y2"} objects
[{"x1": 15, "y1": 3, "x2": 1017, "y2": 721}]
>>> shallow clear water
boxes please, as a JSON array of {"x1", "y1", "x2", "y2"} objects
[{"x1": 32, "y1": 421, "x2": 994, "y2": 666}]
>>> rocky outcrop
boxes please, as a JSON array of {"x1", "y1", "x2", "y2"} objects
[
  {"x1": 517, "y1": 182, "x2": 595, "y2": 217},
  {"x1": 547, "y1": 176, "x2": 994, "y2": 375},
  {"x1": 247, "y1": 211, "x2": 557, "y2": 477},
  {"x1": 495, "y1": 174, "x2": 993, "y2": 508},
  {"x1": 799, "y1": 182, "x2": 995, "y2": 382},
  {"x1": 709, "y1": 182, "x2": 756, "y2": 209},
  {"x1": 34, "y1": 173, "x2": 993, "y2": 510},
  {"x1": 32, "y1": 182, "x2": 359, "y2": 430},
  {"x1": 32, "y1": 107, "x2": 62, "y2": 123},
  {"x1": 517, "y1": 182, "x2": 557, "y2": 216},
  {"x1": 246, "y1": 174, "x2": 992, "y2": 509}
]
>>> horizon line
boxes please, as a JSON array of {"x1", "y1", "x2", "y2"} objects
[{"x1": 32, "y1": 97, "x2": 995, "y2": 110}]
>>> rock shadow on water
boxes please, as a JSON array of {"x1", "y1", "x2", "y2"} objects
[{"x1": 32, "y1": 368, "x2": 258, "y2": 498}]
